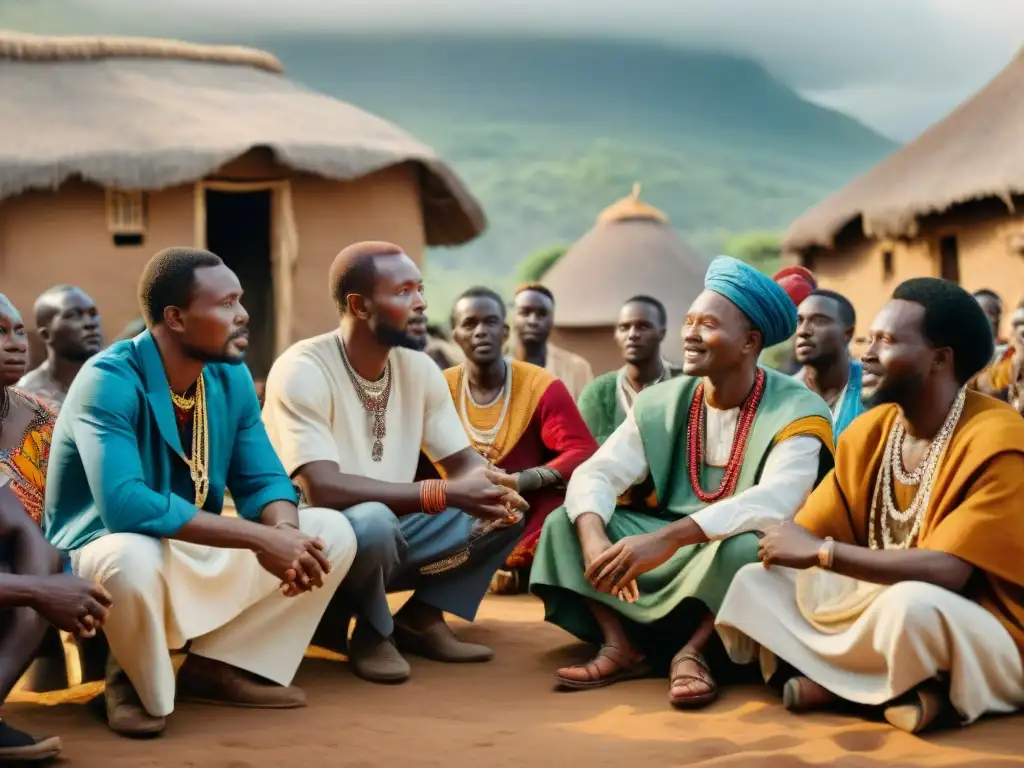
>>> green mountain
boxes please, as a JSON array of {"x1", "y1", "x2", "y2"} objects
[{"x1": 259, "y1": 35, "x2": 897, "y2": 284}]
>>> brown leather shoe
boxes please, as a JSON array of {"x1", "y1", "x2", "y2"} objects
[
  {"x1": 176, "y1": 654, "x2": 306, "y2": 709},
  {"x1": 104, "y1": 656, "x2": 166, "y2": 738},
  {"x1": 349, "y1": 621, "x2": 411, "y2": 684},
  {"x1": 393, "y1": 620, "x2": 493, "y2": 663}
]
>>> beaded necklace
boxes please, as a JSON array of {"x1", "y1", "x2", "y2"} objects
[
  {"x1": 457, "y1": 359, "x2": 513, "y2": 459},
  {"x1": 336, "y1": 335, "x2": 391, "y2": 462},
  {"x1": 686, "y1": 369, "x2": 765, "y2": 503}
]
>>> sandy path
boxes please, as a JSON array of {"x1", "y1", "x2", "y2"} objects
[{"x1": 7, "y1": 595, "x2": 1024, "y2": 766}]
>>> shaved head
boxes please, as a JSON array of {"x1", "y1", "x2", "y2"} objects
[
  {"x1": 329, "y1": 240, "x2": 405, "y2": 314},
  {"x1": 33, "y1": 284, "x2": 103, "y2": 361}
]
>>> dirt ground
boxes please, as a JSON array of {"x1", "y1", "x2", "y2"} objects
[{"x1": 7, "y1": 595, "x2": 1024, "y2": 767}]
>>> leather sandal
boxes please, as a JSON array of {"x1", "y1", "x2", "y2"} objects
[
  {"x1": 554, "y1": 645, "x2": 651, "y2": 691},
  {"x1": 782, "y1": 676, "x2": 839, "y2": 713},
  {"x1": 668, "y1": 650, "x2": 718, "y2": 709}
]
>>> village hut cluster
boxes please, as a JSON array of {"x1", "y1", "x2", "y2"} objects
[
  {"x1": 782, "y1": 46, "x2": 1024, "y2": 341},
  {"x1": 0, "y1": 32, "x2": 484, "y2": 378}
]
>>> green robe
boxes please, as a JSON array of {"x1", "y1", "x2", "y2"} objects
[
  {"x1": 530, "y1": 368, "x2": 833, "y2": 650},
  {"x1": 578, "y1": 365, "x2": 683, "y2": 446}
]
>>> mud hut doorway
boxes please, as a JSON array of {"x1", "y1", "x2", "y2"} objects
[{"x1": 204, "y1": 188, "x2": 275, "y2": 378}]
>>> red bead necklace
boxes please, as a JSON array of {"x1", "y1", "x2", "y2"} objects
[{"x1": 687, "y1": 369, "x2": 766, "y2": 503}]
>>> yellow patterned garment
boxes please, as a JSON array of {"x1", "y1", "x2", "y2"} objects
[{"x1": 0, "y1": 390, "x2": 56, "y2": 525}]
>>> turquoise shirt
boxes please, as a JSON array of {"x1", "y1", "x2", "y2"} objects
[{"x1": 44, "y1": 331, "x2": 297, "y2": 553}]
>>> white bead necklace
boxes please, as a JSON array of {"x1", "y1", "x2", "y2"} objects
[
  {"x1": 868, "y1": 388, "x2": 966, "y2": 550},
  {"x1": 458, "y1": 359, "x2": 513, "y2": 450}
]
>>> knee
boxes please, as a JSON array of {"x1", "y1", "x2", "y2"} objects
[
  {"x1": 874, "y1": 581, "x2": 944, "y2": 632},
  {"x1": 299, "y1": 507, "x2": 358, "y2": 568},
  {"x1": 85, "y1": 534, "x2": 163, "y2": 598},
  {"x1": 345, "y1": 502, "x2": 403, "y2": 558}
]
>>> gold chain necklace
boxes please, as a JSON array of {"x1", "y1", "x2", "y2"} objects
[{"x1": 171, "y1": 376, "x2": 209, "y2": 508}]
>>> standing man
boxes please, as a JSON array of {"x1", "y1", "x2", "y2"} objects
[
  {"x1": 510, "y1": 283, "x2": 594, "y2": 400},
  {"x1": 446, "y1": 287, "x2": 597, "y2": 594},
  {"x1": 262, "y1": 242, "x2": 527, "y2": 687},
  {"x1": 717, "y1": 278, "x2": 1024, "y2": 733},
  {"x1": 18, "y1": 285, "x2": 103, "y2": 409},
  {"x1": 577, "y1": 295, "x2": 682, "y2": 446},
  {"x1": 44, "y1": 247, "x2": 357, "y2": 738},
  {"x1": 793, "y1": 289, "x2": 865, "y2": 441},
  {"x1": 531, "y1": 256, "x2": 834, "y2": 709}
]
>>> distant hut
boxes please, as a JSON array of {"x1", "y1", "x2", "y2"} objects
[
  {"x1": 542, "y1": 184, "x2": 708, "y2": 374},
  {"x1": 0, "y1": 32, "x2": 484, "y2": 377},
  {"x1": 783, "y1": 46, "x2": 1024, "y2": 341}
]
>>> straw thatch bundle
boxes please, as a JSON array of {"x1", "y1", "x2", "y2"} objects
[
  {"x1": 784, "y1": 46, "x2": 1024, "y2": 253},
  {"x1": 0, "y1": 31, "x2": 485, "y2": 246}
]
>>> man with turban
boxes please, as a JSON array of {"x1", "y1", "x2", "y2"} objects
[{"x1": 530, "y1": 256, "x2": 835, "y2": 709}]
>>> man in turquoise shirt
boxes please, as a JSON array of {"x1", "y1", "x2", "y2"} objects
[{"x1": 44, "y1": 247, "x2": 357, "y2": 739}]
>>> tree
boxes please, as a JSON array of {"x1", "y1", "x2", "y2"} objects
[
  {"x1": 723, "y1": 231, "x2": 782, "y2": 274},
  {"x1": 516, "y1": 243, "x2": 569, "y2": 284}
]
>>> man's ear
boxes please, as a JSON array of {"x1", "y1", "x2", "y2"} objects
[
  {"x1": 347, "y1": 294, "x2": 372, "y2": 321},
  {"x1": 164, "y1": 306, "x2": 186, "y2": 333}
]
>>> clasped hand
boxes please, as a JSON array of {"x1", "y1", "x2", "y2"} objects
[
  {"x1": 584, "y1": 531, "x2": 677, "y2": 602},
  {"x1": 255, "y1": 525, "x2": 332, "y2": 598},
  {"x1": 758, "y1": 521, "x2": 822, "y2": 570},
  {"x1": 451, "y1": 464, "x2": 528, "y2": 528}
]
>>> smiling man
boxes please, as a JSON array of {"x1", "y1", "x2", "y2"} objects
[
  {"x1": 445, "y1": 287, "x2": 597, "y2": 594},
  {"x1": 18, "y1": 285, "x2": 103, "y2": 410},
  {"x1": 263, "y1": 242, "x2": 529, "y2": 686},
  {"x1": 44, "y1": 247, "x2": 358, "y2": 738},
  {"x1": 793, "y1": 289, "x2": 864, "y2": 441},
  {"x1": 717, "y1": 277, "x2": 1024, "y2": 733},
  {"x1": 577, "y1": 295, "x2": 682, "y2": 446},
  {"x1": 531, "y1": 256, "x2": 834, "y2": 709},
  {"x1": 510, "y1": 283, "x2": 593, "y2": 400}
]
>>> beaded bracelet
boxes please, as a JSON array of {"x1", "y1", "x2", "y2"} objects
[{"x1": 419, "y1": 479, "x2": 447, "y2": 515}]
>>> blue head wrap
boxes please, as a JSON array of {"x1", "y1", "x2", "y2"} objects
[{"x1": 703, "y1": 256, "x2": 798, "y2": 348}]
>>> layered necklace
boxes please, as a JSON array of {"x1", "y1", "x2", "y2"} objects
[
  {"x1": 170, "y1": 376, "x2": 209, "y2": 509},
  {"x1": 458, "y1": 359, "x2": 513, "y2": 459},
  {"x1": 336, "y1": 336, "x2": 391, "y2": 462},
  {"x1": 687, "y1": 369, "x2": 766, "y2": 503},
  {"x1": 868, "y1": 388, "x2": 966, "y2": 550}
]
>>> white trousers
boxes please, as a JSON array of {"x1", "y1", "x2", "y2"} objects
[
  {"x1": 74, "y1": 507, "x2": 356, "y2": 717},
  {"x1": 716, "y1": 564, "x2": 1024, "y2": 724}
]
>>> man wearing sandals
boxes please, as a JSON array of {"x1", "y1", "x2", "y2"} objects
[
  {"x1": 717, "y1": 278, "x2": 1024, "y2": 733},
  {"x1": 263, "y1": 243, "x2": 528, "y2": 685},
  {"x1": 531, "y1": 256, "x2": 834, "y2": 707}
]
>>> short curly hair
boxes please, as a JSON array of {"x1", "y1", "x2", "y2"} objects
[
  {"x1": 891, "y1": 277, "x2": 994, "y2": 385},
  {"x1": 137, "y1": 247, "x2": 223, "y2": 327}
]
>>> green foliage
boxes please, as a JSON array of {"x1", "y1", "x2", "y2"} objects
[
  {"x1": 723, "y1": 231, "x2": 783, "y2": 274},
  {"x1": 516, "y1": 243, "x2": 568, "y2": 284}
]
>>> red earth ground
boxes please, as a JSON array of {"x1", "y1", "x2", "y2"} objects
[{"x1": 8, "y1": 595, "x2": 1024, "y2": 767}]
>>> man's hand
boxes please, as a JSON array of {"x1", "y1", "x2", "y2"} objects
[
  {"x1": 448, "y1": 464, "x2": 527, "y2": 523},
  {"x1": 575, "y1": 513, "x2": 639, "y2": 604},
  {"x1": 30, "y1": 573, "x2": 113, "y2": 638},
  {"x1": 255, "y1": 526, "x2": 331, "y2": 595},
  {"x1": 758, "y1": 521, "x2": 822, "y2": 570},
  {"x1": 585, "y1": 531, "x2": 677, "y2": 596}
]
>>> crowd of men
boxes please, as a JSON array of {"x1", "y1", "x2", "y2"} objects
[{"x1": 0, "y1": 241, "x2": 1022, "y2": 762}]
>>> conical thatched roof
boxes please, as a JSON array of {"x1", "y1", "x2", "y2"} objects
[
  {"x1": 784, "y1": 47, "x2": 1024, "y2": 252},
  {"x1": 0, "y1": 31, "x2": 485, "y2": 247},
  {"x1": 543, "y1": 184, "x2": 709, "y2": 332}
]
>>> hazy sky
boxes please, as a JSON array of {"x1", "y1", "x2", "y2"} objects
[{"x1": 23, "y1": 0, "x2": 1024, "y2": 139}]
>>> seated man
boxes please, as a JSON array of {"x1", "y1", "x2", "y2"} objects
[
  {"x1": 793, "y1": 289, "x2": 865, "y2": 441},
  {"x1": 44, "y1": 247, "x2": 357, "y2": 738},
  {"x1": 1, "y1": 482, "x2": 110, "y2": 762},
  {"x1": 17, "y1": 285, "x2": 103, "y2": 410},
  {"x1": 578, "y1": 295, "x2": 682, "y2": 446},
  {"x1": 531, "y1": 256, "x2": 834, "y2": 708},
  {"x1": 262, "y1": 242, "x2": 527, "y2": 686},
  {"x1": 717, "y1": 278, "x2": 1024, "y2": 733},
  {"x1": 445, "y1": 287, "x2": 598, "y2": 594}
]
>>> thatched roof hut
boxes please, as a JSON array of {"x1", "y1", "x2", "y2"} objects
[
  {"x1": 0, "y1": 31, "x2": 485, "y2": 376},
  {"x1": 781, "y1": 46, "x2": 1024, "y2": 341},
  {"x1": 542, "y1": 184, "x2": 708, "y2": 373}
]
